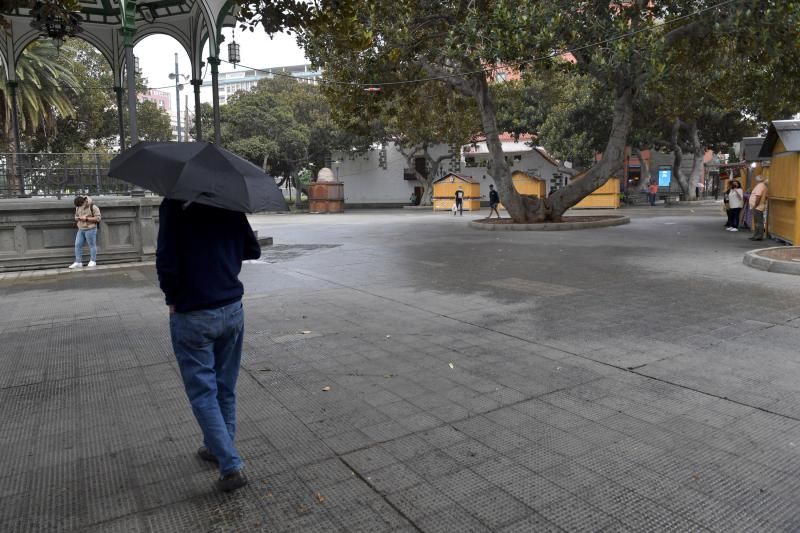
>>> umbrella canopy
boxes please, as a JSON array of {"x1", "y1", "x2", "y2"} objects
[{"x1": 108, "y1": 142, "x2": 289, "y2": 213}]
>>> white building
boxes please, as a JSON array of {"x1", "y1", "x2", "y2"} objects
[
  {"x1": 332, "y1": 140, "x2": 566, "y2": 206},
  {"x1": 199, "y1": 64, "x2": 322, "y2": 105}
]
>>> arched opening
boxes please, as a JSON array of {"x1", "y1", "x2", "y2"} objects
[
  {"x1": 1, "y1": 35, "x2": 127, "y2": 197},
  {"x1": 134, "y1": 33, "x2": 193, "y2": 142}
]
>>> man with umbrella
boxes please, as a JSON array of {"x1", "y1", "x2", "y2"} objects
[{"x1": 110, "y1": 142, "x2": 287, "y2": 492}]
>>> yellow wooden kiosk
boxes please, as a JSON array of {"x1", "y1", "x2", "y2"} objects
[
  {"x1": 511, "y1": 171, "x2": 546, "y2": 197},
  {"x1": 572, "y1": 175, "x2": 621, "y2": 209},
  {"x1": 432, "y1": 173, "x2": 481, "y2": 211},
  {"x1": 758, "y1": 120, "x2": 800, "y2": 243},
  {"x1": 496, "y1": 171, "x2": 547, "y2": 211}
]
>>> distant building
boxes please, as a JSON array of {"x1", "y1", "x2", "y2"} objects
[
  {"x1": 138, "y1": 89, "x2": 171, "y2": 112},
  {"x1": 199, "y1": 64, "x2": 322, "y2": 105},
  {"x1": 332, "y1": 139, "x2": 565, "y2": 207}
]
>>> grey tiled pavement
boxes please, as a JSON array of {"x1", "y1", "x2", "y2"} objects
[{"x1": 2, "y1": 205, "x2": 800, "y2": 532}]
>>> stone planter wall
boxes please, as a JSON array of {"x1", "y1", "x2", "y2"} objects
[{"x1": 0, "y1": 196, "x2": 161, "y2": 272}]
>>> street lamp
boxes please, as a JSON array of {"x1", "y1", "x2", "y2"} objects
[
  {"x1": 228, "y1": 39, "x2": 240, "y2": 67},
  {"x1": 29, "y1": 0, "x2": 83, "y2": 52},
  {"x1": 168, "y1": 53, "x2": 190, "y2": 142}
]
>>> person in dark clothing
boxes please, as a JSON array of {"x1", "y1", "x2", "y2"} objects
[
  {"x1": 454, "y1": 188, "x2": 464, "y2": 216},
  {"x1": 488, "y1": 184, "x2": 500, "y2": 218},
  {"x1": 156, "y1": 198, "x2": 261, "y2": 493}
]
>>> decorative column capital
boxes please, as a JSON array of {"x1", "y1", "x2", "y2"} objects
[
  {"x1": 119, "y1": 0, "x2": 137, "y2": 42},
  {"x1": 206, "y1": 56, "x2": 221, "y2": 68}
]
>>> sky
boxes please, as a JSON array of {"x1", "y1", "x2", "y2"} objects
[{"x1": 134, "y1": 27, "x2": 308, "y2": 112}]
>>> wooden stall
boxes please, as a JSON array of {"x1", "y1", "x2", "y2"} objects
[
  {"x1": 758, "y1": 120, "x2": 800, "y2": 243},
  {"x1": 432, "y1": 173, "x2": 481, "y2": 212},
  {"x1": 572, "y1": 176, "x2": 621, "y2": 209},
  {"x1": 496, "y1": 171, "x2": 547, "y2": 210},
  {"x1": 511, "y1": 171, "x2": 546, "y2": 197}
]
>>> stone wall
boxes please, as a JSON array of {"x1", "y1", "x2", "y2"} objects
[{"x1": 0, "y1": 196, "x2": 161, "y2": 272}]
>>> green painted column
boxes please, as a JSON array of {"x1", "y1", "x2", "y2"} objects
[
  {"x1": 113, "y1": 87, "x2": 126, "y2": 151},
  {"x1": 208, "y1": 56, "x2": 221, "y2": 144},
  {"x1": 190, "y1": 79, "x2": 202, "y2": 141},
  {"x1": 8, "y1": 81, "x2": 21, "y2": 157},
  {"x1": 120, "y1": 0, "x2": 138, "y2": 146}
]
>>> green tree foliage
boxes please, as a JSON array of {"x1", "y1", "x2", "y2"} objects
[
  {"x1": 136, "y1": 100, "x2": 173, "y2": 142},
  {"x1": 0, "y1": 40, "x2": 80, "y2": 194},
  {"x1": 0, "y1": 40, "x2": 80, "y2": 149},
  {"x1": 294, "y1": 1, "x2": 658, "y2": 221},
  {"x1": 216, "y1": 76, "x2": 359, "y2": 183},
  {"x1": 31, "y1": 39, "x2": 117, "y2": 152}
]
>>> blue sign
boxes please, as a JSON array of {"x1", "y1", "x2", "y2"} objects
[{"x1": 658, "y1": 168, "x2": 672, "y2": 187}]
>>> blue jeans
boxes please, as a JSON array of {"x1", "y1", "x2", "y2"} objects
[
  {"x1": 170, "y1": 301, "x2": 245, "y2": 475},
  {"x1": 74, "y1": 228, "x2": 97, "y2": 263}
]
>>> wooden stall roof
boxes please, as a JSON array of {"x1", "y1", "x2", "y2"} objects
[
  {"x1": 760, "y1": 120, "x2": 800, "y2": 157},
  {"x1": 741, "y1": 136, "x2": 769, "y2": 161},
  {"x1": 434, "y1": 173, "x2": 475, "y2": 184}
]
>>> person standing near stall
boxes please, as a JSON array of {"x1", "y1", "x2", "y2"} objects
[
  {"x1": 726, "y1": 180, "x2": 744, "y2": 232},
  {"x1": 648, "y1": 181, "x2": 658, "y2": 207},
  {"x1": 749, "y1": 175, "x2": 768, "y2": 241},
  {"x1": 454, "y1": 187, "x2": 464, "y2": 216}
]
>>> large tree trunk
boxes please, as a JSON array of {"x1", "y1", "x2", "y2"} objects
[
  {"x1": 686, "y1": 122, "x2": 704, "y2": 200},
  {"x1": 671, "y1": 119, "x2": 702, "y2": 200},
  {"x1": 436, "y1": 66, "x2": 633, "y2": 222},
  {"x1": 422, "y1": 149, "x2": 452, "y2": 207},
  {"x1": 397, "y1": 143, "x2": 439, "y2": 206},
  {"x1": 472, "y1": 75, "x2": 540, "y2": 221},
  {"x1": 633, "y1": 148, "x2": 653, "y2": 192},
  {"x1": 546, "y1": 84, "x2": 635, "y2": 219}
]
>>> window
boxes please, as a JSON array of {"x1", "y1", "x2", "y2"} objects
[{"x1": 465, "y1": 157, "x2": 477, "y2": 168}]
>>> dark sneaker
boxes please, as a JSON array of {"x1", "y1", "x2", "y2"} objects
[
  {"x1": 197, "y1": 446, "x2": 218, "y2": 464},
  {"x1": 217, "y1": 469, "x2": 248, "y2": 492}
]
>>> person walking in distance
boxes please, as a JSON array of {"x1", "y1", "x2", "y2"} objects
[
  {"x1": 726, "y1": 180, "x2": 744, "y2": 232},
  {"x1": 454, "y1": 187, "x2": 464, "y2": 216},
  {"x1": 156, "y1": 199, "x2": 261, "y2": 492},
  {"x1": 648, "y1": 181, "x2": 658, "y2": 207},
  {"x1": 488, "y1": 184, "x2": 501, "y2": 218},
  {"x1": 749, "y1": 175, "x2": 768, "y2": 241},
  {"x1": 69, "y1": 196, "x2": 101, "y2": 269}
]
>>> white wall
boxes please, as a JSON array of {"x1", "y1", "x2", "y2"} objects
[
  {"x1": 335, "y1": 145, "x2": 417, "y2": 204},
  {"x1": 333, "y1": 142, "x2": 562, "y2": 204}
]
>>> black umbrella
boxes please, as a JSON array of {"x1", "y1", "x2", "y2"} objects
[{"x1": 108, "y1": 141, "x2": 288, "y2": 213}]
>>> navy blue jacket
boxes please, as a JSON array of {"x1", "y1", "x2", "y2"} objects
[{"x1": 156, "y1": 199, "x2": 261, "y2": 312}]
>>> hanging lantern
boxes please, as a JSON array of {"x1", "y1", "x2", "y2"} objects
[
  {"x1": 228, "y1": 40, "x2": 240, "y2": 67},
  {"x1": 29, "y1": 0, "x2": 83, "y2": 51},
  {"x1": 134, "y1": 55, "x2": 140, "y2": 75}
]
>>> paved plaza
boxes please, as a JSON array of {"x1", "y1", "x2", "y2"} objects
[{"x1": 2, "y1": 204, "x2": 800, "y2": 532}]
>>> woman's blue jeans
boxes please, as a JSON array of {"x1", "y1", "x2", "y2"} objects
[
  {"x1": 74, "y1": 228, "x2": 97, "y2": 263},
  {"x1": 170, "y1": 301, "x2": 245, "y2": 475}
]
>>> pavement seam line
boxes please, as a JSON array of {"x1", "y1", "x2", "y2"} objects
[{"x1": 336, "y1": 454, "x2": 425, "y2": 533}]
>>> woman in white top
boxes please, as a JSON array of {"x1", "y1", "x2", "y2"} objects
[{"x1": 726, "y1": 180, "x2": 744, "y2": 231}]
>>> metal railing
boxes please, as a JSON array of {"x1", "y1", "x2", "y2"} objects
[{"x1": 0, "y1": 153, "x2": 139, "y2": 199}]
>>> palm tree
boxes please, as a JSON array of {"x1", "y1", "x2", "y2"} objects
[{"x1": 0, "y1": 40, "x2": 81, "y2": 195}]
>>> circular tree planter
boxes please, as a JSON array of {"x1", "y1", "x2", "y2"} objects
[
  {"x1": 743, "y1": 246, "x2": 800, "y2": 275},
  {"x1": 469, "y1": 215, "x2": 630, "y2": 231}
]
